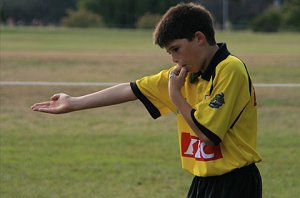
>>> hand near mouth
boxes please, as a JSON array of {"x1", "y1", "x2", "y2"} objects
[{"x1": 168, "y1": 66, "x2": 188, "y2": 100}]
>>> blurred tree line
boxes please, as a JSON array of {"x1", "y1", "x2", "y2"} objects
[
  {"x1": 0, "y1": 0, "x2": 77, "y2": 25},
  {"x1": 0, "y1": 0, "x2": 299, "y2": 31}
]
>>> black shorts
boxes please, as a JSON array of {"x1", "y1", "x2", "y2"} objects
[{"x1": 187, "y1": 164, "x2": 262, "y2": 198}]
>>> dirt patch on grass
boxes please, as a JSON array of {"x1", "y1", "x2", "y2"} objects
[
  {"x1": 238, "y1": 53, "x2": 300, "y2": 67},
  {"x1": 1, "y1": 51, "x2": 171, "y2": 82},
  {"x1": 3, "y1": 51, "x2": 299, "y2": 67},
  {"x1": 1, "y1": 51, "x2": 169, "y2": 62}
]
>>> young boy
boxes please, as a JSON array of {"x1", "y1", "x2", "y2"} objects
[{"x1": 32, "y1": 3, "x2": 262, "y2": 197}]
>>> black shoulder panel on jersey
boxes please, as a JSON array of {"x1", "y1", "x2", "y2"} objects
[
  {"x1": 191, "y1": 109, "x2": 222, "y2": 146},
  {"x1": 229, "y1": 60, "x2": 253, "y2": 129},
  {"x1": 130, "y1": 82, "x2": 161, "y2": 119}
]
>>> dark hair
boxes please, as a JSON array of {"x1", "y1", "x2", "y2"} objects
[{"x1": 153, "y1": 3, "x2": 216, "y2": 48}]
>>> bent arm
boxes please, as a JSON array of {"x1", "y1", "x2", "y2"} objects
[
  {"x1": 31, "y1": 83, "x2": 137, "y2": 114},
  {"x1": 170, "y1": 91, "x2": 214, "y2": 146},
  {"x1": 168, "y1": 67, "x2": 214, "y2": 146}
]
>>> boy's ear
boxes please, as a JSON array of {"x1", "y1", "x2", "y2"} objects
[{"x1": 194, "y1": 31, "x2": 206, "y2": 45}]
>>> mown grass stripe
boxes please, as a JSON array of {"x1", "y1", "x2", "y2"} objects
[{"x1": 1, "y1": 81, "x2": 300, "y2": 87}]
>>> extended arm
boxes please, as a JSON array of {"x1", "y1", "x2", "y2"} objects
[
  {"x1": 31, "y1": 83, "x2": 137, "y2": 114},
  {"x1": 168, "y1": 67, "x2": 214, "y2": 146}
]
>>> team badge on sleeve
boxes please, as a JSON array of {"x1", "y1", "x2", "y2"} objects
[{"x1": 209, "y1": 92, "x2": 225, "y2": 108}]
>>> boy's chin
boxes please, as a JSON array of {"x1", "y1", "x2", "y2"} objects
[{"x1": 188, "y1": 68, "x2": 199, "y2": 73}]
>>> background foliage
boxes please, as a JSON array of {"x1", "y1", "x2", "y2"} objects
[
  {"x1": 251, "y1": 7, "x2": 282, "y2": 32},
  {"x1": 61, "y1": 8, "x2": 104, "y2": 28},
  {"x1": 0, "y1": 0, "x2": 77, "y2": 25},
  {"x1": 1, "y1": 0, "x2": 299, "y2": 31}
]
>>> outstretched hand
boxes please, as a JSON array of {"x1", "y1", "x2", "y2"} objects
[{"x1": 31, "y1": 93, "x2": 73, "y2": 114}]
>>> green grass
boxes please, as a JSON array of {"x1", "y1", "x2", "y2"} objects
[
  {"x1": 1, "y1": 27, "x2": 300, "y2": 83},
  {"x1": 0, "y1": 86, "x2": 188, "y2": 198},
  {"x1": 1, "y1": 27, "x2": 300, "y2": 197},
  {"x1": 217, "y1": 31, "x2": 300, "y2": 54},
  {"x1": 1, "y1": 27, "x2": 157, "y2": 52}
]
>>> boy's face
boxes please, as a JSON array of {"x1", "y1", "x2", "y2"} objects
[{"x1": 166, "y1": 37, "x2": 207, "y2": 73}]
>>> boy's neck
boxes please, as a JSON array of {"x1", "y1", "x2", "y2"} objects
[{"x1": 201, "y1": 44, "x2": 219, "y2": 73}]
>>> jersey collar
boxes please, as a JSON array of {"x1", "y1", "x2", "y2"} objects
[{"x1": 190, "y1": 43, "x2": 230, "y2": 83}]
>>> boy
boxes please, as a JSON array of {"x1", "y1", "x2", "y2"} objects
[{"x1": 32, "y1": 3, "x2": 262, "y2": 197}]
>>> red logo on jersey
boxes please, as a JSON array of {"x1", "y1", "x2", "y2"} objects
[{"x1": 181, "y1": 132, "x2": 223, "y2": 161}]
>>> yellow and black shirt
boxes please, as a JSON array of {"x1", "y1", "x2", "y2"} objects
[{"x1": 130, "y1": 43, "x2": 261, "y2": 177}]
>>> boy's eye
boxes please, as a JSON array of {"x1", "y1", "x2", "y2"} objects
[
  {"x1": 166, "y1": 46, "x2": 180, "y2": 54},
  {"x1": 172, "y1": 47, "x2": 179, "y2": 52}
]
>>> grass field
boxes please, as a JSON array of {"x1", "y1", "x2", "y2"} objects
[{"x1": 1, "y1": 27, "x2": 300, "y2": 198}]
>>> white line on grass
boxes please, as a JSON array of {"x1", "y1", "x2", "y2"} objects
[
  {"x1": 0, "y1": 81, "x2": 119, "y2": 87},
  {"x1": 0, "y1": 81, "x2": 300, "y2": 87},
  {"x1": 254, "y1": 83, "x2": 300, "y2": 87}
]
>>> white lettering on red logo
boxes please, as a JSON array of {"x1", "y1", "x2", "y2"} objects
[{"x1": 181, "y1": 132, "x2": 222, "y2": 161}]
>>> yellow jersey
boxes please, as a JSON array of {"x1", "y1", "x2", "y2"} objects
[{"x1": 130, "y1": 43, "x2": 261, "y2": 177}]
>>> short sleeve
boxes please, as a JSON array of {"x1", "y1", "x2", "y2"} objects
[{"x1": 131, "y1": 68, "x2": 175, "y2": 119}]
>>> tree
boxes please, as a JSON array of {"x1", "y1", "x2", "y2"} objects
[
  {"x1": 198, "y1": 0, "x2": 274, "y2": 29},
  {"x1": 78, "y1": 0, "x2": 183, "y2": 27},
  {"x1": 135, "y1": 13, "x2": 161, "y2": 29},
  {"x1": 281, "y1": 0, "x2": 300, "y2": 31},
  {"x1": 251, "y1": 6, "x2": 281, "y2": 32},
  {"x1": 61, "y1": 8, "x2": 104, "y2": 28},
  {"x1": 1, "y1": 0, "x2": 77, "y2": 25}
]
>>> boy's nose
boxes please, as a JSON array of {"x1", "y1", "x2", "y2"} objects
[{"x1": 172, "y1": 55, "x2": 179, "y2": 63}]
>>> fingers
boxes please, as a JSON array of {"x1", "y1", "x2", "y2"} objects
[
  {"x1": 169, "y1": 67, "x2": 187, "y2": 80},
  {"x1": 35, "y1": 107, "x2": 58, "y2": 114},
  {"x1": 172, "y1": 65, "x2": 182, "y2": 75},
  {"x1": 169, "y1": 72, "x2": 177, "y2": 78},
  {"x1": 31, "y1": 102, "x2": 61, "y2": 114},
  {"x1": 31, "y1": 101, "x2": 51, "y2": 112},
  {"x1": 31, "y1": 93, "x2": 63, "y2": 111},
  {"x1": 178, "y1": 67, "x2": 188, "y2": 78},
  {"x1": 31, "y1": 93, "x2": 71, "y2": 114}
]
